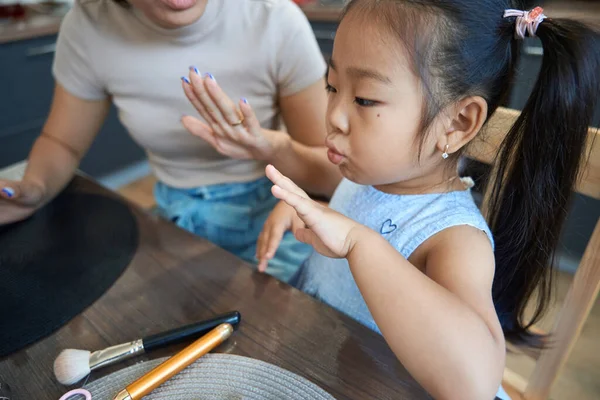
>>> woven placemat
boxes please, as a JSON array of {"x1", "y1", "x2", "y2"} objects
[{"x1": 74, "y1": 354, "x2": 335, "y2": 400}]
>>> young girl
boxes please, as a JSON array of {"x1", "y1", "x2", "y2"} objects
[{"x1": 254, "y1": 1, "x2": 600, "y2": 399}]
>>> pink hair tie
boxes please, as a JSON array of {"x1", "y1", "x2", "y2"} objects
[
  {"x1": 504, "y1": 6, "x2": 547, "y2": 40},
  {"x1": 58, "y1": 389, "x2": 92, "y2": 400}
]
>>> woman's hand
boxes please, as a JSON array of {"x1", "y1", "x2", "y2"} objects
[
  {"x1": 256, "y1": 200, "x2": 305, "y2": 272},
  {"x1": 181, "y1": 69, "x2": 287, "y2": 161},
  {"x1": 265, "y1": 165, "x2": 363, "y2": 259},
  {"x1": 0, "y1": 179, "x2": 46, "y2": 225}
]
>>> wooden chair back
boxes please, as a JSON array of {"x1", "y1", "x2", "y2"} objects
[{"x1": 466, "y1": 107, "x2": 600, "y2": 400}]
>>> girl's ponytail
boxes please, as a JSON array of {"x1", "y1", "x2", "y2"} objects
[{"x1": 488, "y1": 12, "x2": 600, "y2": 345}]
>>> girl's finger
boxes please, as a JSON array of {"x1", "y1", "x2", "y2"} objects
[
  {"x1": 257, "y1": 259, "x2": 268, "y2": 273},
  {"x1": 265, "y1": 165, "x2": 308, "y2": 198},
  {"x1": 257, "y1": 224, "x2": 269, "y2": 259},
  {"x1": 271, "y1": 185, "x2": 317, "y2": 225},
  {"x1": 257, "y1": 228, "x2": 269, "y2": 272},
  {"x1": 265, "y1": 223, "x2": 286, "y2": 260},
  {"x1": 257, "y1": 242, "x2": 270, "y2": 271},
  {"x1": 294, "y1": 227, "x2": 315, "y2": 245},
  {"x1": 291, "y1": 215, "x2": 306, "y2": 235}
]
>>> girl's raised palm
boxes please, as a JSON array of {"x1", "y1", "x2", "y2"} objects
[{"x1": 265, "y1": 165, "x2": 361, "y2": 259}]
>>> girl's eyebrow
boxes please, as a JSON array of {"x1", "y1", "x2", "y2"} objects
[
  {"x1": 329, "y1": 58, "x2": 392, "y2": 85},
  {"x1": 348, "y1": 66, "x2": 392, "y2": 84}
]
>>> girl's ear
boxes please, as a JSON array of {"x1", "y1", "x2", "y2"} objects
[{"x1": 436, "y1": 96, "x2": 488, "y2": 155}]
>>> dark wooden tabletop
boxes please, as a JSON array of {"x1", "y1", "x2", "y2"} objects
[{"x1": 0, "y1": 176, "x2": 430, "y2": 399}]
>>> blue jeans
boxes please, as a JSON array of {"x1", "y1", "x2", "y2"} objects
[{"x1": 154, "y1": 177, "x2": 311, "y2": 283}]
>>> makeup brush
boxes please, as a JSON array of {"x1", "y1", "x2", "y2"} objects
[
  {"x1": 54, "y1": 311, "x2": 240, "y2": 385},
  {"x1": 113, "y1": 323, "x2": 234, "y2": 400}
]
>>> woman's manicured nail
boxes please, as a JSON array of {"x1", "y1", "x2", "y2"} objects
[
  {"x1": 242, "y1": 97, "x2": 248, "y2": 104},
  {"x1": 181, "y1": 76, "x2": 191, "y2": 84},
  {"x1": 189, "y1": 66, "x2": 200, "y2": 75},
  {"x1": 205, "y1": 73, "x2": 216, "y2": 81},
  {"x1": 2, "y1": 187, "x2": 15, "y2": 198}
]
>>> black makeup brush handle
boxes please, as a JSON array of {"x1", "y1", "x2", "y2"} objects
[{"x1": 142, "y1": 311, "x2": 241, "y2": 352}]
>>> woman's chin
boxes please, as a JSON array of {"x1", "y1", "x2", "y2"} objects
[{"x1": 147, "y1": 0, "x2": 205, "y2": 28}]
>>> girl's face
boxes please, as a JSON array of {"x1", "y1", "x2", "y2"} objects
[
  {"x1": 325, "y1": 13, "x2": 448, "y2": 193},
  {"x1": 127, "y1": 0, "x2": 208, "y2": 29}
]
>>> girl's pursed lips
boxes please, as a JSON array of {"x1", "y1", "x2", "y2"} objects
[{"x1": 325, "y1": 138, "x2": 345, "y2": 157}]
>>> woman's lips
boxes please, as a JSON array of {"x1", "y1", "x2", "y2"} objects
[{"x1": 161, "y1": 0, "x2": 197, "y2": 11}]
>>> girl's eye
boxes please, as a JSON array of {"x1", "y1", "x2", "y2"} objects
[
  {"x1": 354, "y1": 97, "x2": 377, "y2": 107},
  {"x1": 325, "y1": 83, "x2": 337, "y2": 93}
]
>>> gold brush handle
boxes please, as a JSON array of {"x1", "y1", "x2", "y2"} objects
[{"x1": 126, "y1": 323, "x2": 233, "y2": 399}]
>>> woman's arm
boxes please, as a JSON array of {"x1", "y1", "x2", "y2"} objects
[
  {"x1": 26, "y1": 84, "x2": 110, "y2": 198},
  {"x1": 0, "y1": 84, "x2": 109, "y2": 224}
]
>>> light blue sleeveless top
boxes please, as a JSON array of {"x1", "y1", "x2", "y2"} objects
[{"x1": 294, "y1": 179, "x2": 510, "y2": 400}]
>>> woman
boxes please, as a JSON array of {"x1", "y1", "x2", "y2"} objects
[{"x1": 0, "y1": 0, "x2": 340, "y2": 282}]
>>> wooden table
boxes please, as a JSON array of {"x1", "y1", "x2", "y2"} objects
[{"x1": 0, "y1": 177, "x2": 430, "y2": 399}]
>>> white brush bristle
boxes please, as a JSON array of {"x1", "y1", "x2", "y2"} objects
[{"x1": 53, "y1": 349, "x2": 91, "y2": 385}]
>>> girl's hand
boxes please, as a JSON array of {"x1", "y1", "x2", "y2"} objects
[
  {"x1": 265, "y1": 165, "x2": 362, "y2": 259},
  {"x1": 181, "y1": 70, "x2": 286, "y2": 161},
  {"x1": 0, "y1": 179, "x2": 46, "y2": 225},
  {"x1": 256, "y1": 200, "x2": 305, "y2": 272}
]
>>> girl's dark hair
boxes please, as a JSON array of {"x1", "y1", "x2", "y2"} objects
[{"x1": 344, "y1": 0, "x2": 600, "y2": 345}]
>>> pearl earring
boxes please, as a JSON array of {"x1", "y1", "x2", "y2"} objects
[{"x1": 442, "y1": 144, "x2": 450, "y2": 159}]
